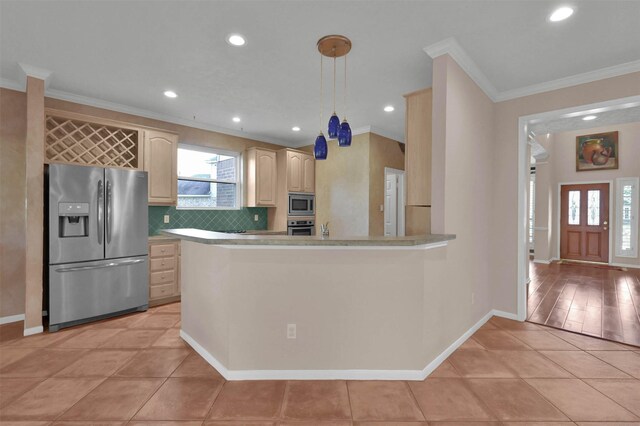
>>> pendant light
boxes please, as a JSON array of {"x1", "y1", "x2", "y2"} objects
[
  {"x1": 337, "y1": 53, "x2": 352, "y2": 147},
  {"x1": 314, "y1": 53, "x2": 328, "y2": 160},
  {"x1": 327, "y1": 57, "x2": 340, "y2": 139},
  {"x1": 315, "y1": 35, "x2": 352, "y2": 159}
]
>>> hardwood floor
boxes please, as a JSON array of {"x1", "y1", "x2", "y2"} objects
[{"x1": 528, "y1": 260, "x2": 640, "y2": 347}]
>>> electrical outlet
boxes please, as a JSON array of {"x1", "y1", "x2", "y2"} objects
[
  {"x1": 287, "y1": 323, "x2": 296, "y2": 339},
  {"x1": 163, "y1": 215, "x2": 170, "y2": 224},
  {"x1": 471, "y1": 292, "x2": 475, "y2": 305},
  {"x1": 379, "y1": 204, "x2": 384, "y2": 212},
  {"x1": 254, "y1": 214, "x2": 259, "y2": 222}
]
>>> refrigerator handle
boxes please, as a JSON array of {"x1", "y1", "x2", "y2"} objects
[
  {"x1": 97, "y1": 179, "x2": 104, "y2": 244},
  {"x1": 106, "y1": 180, "x2": 112, "y2": 244}
]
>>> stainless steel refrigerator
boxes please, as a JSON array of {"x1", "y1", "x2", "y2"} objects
[{"x1": 47, "y1": 163, "x2": 149, "y2": 331}]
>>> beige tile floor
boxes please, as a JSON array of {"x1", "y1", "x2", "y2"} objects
[{"x1": 1, "y1": 302, "x2": 639, "y2": 425}]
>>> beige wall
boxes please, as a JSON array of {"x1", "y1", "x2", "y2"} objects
[
  {"x1": 315, "y1": 133, "x2": 370, "y2": 236},
  {"x1": 315, "y1": 133, "x2": 405, "y2": 237},
  {"x1": 431, "y1": 54, "x2": 495, "y2": 324},
  {"x1": 368, "y1": 134, "x2": 405, "y2": 236},
  {"x1": 534, "y1": 122, "x2": 640, "y2": 265},
  {"x1": 491, "y1": 71, "x2": 640, "y2": 314},
  {"x1": 0, "y1": 88, "x2": 27, "y2": 318}
]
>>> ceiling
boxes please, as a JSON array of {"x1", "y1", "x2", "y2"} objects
[
  {"x1": 1, "y1": 1, "x2": 639, "y2": 147},
  {"x1": 529, "y1": 104, "x2": 640, "y2": 135}
]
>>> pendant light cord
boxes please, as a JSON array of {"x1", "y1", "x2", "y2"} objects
[
  {"x1": 333, "y1": 56, "x2": 336, "y2": 113},
  {"x1": 343, "y1": 54, "x2": 347, "y2": 120},
  {"x1": 320, "y1": 54, "x2": 323, "y2": 132}
]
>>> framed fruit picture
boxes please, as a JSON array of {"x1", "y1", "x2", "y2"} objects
[{"x1": 576, "y1": 131, "x2": 618, "y2": 171}]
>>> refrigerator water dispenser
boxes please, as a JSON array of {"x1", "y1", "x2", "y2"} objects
[{"x1": 58, "y1": 202, "x2": 89, "y2": 237}]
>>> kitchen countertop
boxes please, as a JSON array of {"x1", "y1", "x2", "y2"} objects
[
  {"x1": 160, "y1": 228, "x2": 455, "y2": 247},
  {"x1": 149, "y1": 235, "x2": 181, "y2": 242}
]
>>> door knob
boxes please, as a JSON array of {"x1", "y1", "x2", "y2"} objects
[
  {"x1": 604, "y1": 227, "x2": 608, "y2": 231},
  {"x1": 603, "y1": 220, "x2": 608, "y2": 225}
]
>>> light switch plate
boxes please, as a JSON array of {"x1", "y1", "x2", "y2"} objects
[{"x1": 163, "y1": 215, "x2": 170, "y2": 224}]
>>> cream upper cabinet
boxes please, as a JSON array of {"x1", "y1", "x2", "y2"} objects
[
  {"x1": 302, "y1": 154, "x2": 315, "y2": 193},
  {"x1": 143, "y1": 129, "x2": 178, "y2": 205},
  {"x1": 404, "y1": 88, "x2": 432, "y2": 207},
  {"x1": 287, "y1": 150, "x2": 303, "y2": 192},
  {"x1": 245, "y1": 147, "x2": 277, "y2": 207}
]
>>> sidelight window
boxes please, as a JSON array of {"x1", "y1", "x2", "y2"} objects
[
  {"x1": 615, "y1": 177, "x2": 638, "y2": 258},
  {"x1": 177, "y1": 144, "x2": 241, "y2": 209}
]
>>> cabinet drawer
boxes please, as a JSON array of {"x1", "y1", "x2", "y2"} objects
[
  {"x1": 150, "y1": 270, "x2": 175, "y2": 286},
  {"x1": 150, "y1": 243, "x2": 176, "y2": 258},
  {"x1": 149, "y1": 282, "x2": 176, "y2": 300},
  {"x1": 150, "y1": 257, "x2": 176, "y2": 272}
]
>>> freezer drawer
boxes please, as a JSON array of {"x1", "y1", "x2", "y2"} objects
[{"x1": 49, "y1": 256, "x2": 148, "y2": 330}]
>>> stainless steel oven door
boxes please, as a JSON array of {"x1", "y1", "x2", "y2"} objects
[{"x1": 287, "y1": 225, "x2": 315, "y2": 236}]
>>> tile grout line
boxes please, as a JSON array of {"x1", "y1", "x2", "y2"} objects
[
  {"x1": 278, "y1": 379, "x2": 291, "y2": 421},
  {"x1": 403, "y1": 379, "x2": 427, "y2": 422}
]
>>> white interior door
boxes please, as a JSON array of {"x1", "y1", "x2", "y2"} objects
[
  {"x1": 384, "y1": 168, "x2": 405, "y2": 237},
  {"x1": 385, "y1": 173, "x2": 398, "y2": 236}
]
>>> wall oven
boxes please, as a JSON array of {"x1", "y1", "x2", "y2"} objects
[
  {"x1": 288, "y1": 193, "x2": 315, "y2": 216},
  {"x1": 288, "y1": 219, "x2": 315, "y2": 236}
]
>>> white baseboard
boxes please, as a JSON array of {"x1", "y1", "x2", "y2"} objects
[
  {"x1": 610, "y1": 262, "x2": 640, "y2": 270},
  {"x1": 180, "y1": 309, "x2": 497, "y2": 381},
  {"x1": 416, "y1": 309, "x2": 495, "y2": 379},
  {"x1": 0, "y1": 313, "x2": 25, "y2": 325},
  {"x1": 23, "y1": 326, "x2": 43, "y2": 336},
  {"x1": 492, "y1": 309, "x2": 519, "y2": 320},
  {"x1": 533, "y1": 259, "x2": 551, "y2": 264}
]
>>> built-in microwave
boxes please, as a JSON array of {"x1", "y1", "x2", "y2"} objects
[{"x1": 288, "y1": 193, "x2": 315, "y2": 216}]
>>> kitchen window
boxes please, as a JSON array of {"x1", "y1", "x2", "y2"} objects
[
  {"x1": 615, "y1": 177, "x2": 638, "y2": 258},
  {"x1": 177, "y1": 144, "x2": 241, "y2": 209}
]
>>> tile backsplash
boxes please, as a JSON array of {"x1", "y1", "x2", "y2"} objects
[{"x1": 148, "y1": 206, "x2": 268, "y2": 236}]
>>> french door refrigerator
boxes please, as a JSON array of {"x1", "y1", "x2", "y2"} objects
[{"x1": 47, "y1": 163, "x2": 149, "y2": 331}]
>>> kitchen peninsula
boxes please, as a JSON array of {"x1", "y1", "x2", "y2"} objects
[{"x1": 162, "y1": 228, "x2": 457, "y2": 381}]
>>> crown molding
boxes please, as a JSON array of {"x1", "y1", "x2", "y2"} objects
[
  {"x1": 494, "y1": 59, "x2": 640, "y2": 102},
  {"x1": 0, "y1": 77, "x2": 24, "y2": 92},
  {"x1": 19, "y1": 63, "x2": 53, "y2": 89},
  {"x1": 42, "y1": 87, "x2": 288, "y2": 147},
  {"x1": 424, "y1": 37, "x2": 640, "y2": 103},
  {"x1": 424, "y1": 37, "x2": 499, "y2": 101},
  {"x1": 287, "y1": 125, "x2": 403, "y2": 148}
]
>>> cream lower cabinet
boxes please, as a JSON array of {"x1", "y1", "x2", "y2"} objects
[
  {"x1": 143, "y1": 129, "x2": 178, "y2": 205},
  {"x1": 148, "y1": 240, "x2": 181, "y2": 306},
  {"x1": 245, "y1": 147, "x2": 277, "y2": 207}
]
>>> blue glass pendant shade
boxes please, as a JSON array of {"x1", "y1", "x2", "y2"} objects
[
  {"x1": 314, "y1": 133, "x2": 328, "y2": 160},
  {"x1": 338, "y1": 119, "x2": 352, "y2": 147},
  {"x1": 327, "y1": 113, "x2": 340, "y2": 139}
]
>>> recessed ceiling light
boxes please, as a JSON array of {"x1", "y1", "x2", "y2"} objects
[
  {"x1": 232, "y1": 116, "x2": 241, "y2": 123},
  {"x1": 227, "y1": 34, "x2": 246, "y2": 46},
  {"x1": 163, "y1": 90, "x2": 177, "y2": 98},
  {"x1": 582, "y1": 115, "x2": 597, "y2": 121},
  {"x1": 292, "y1": 126, "x2": 301, "y2": 132},
  {"x1": 383, "y1": 105, "x2": 395, "y2": 112},
  {"x1": 549, "y1": 6, "x2": 574, "y2": 22}
]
